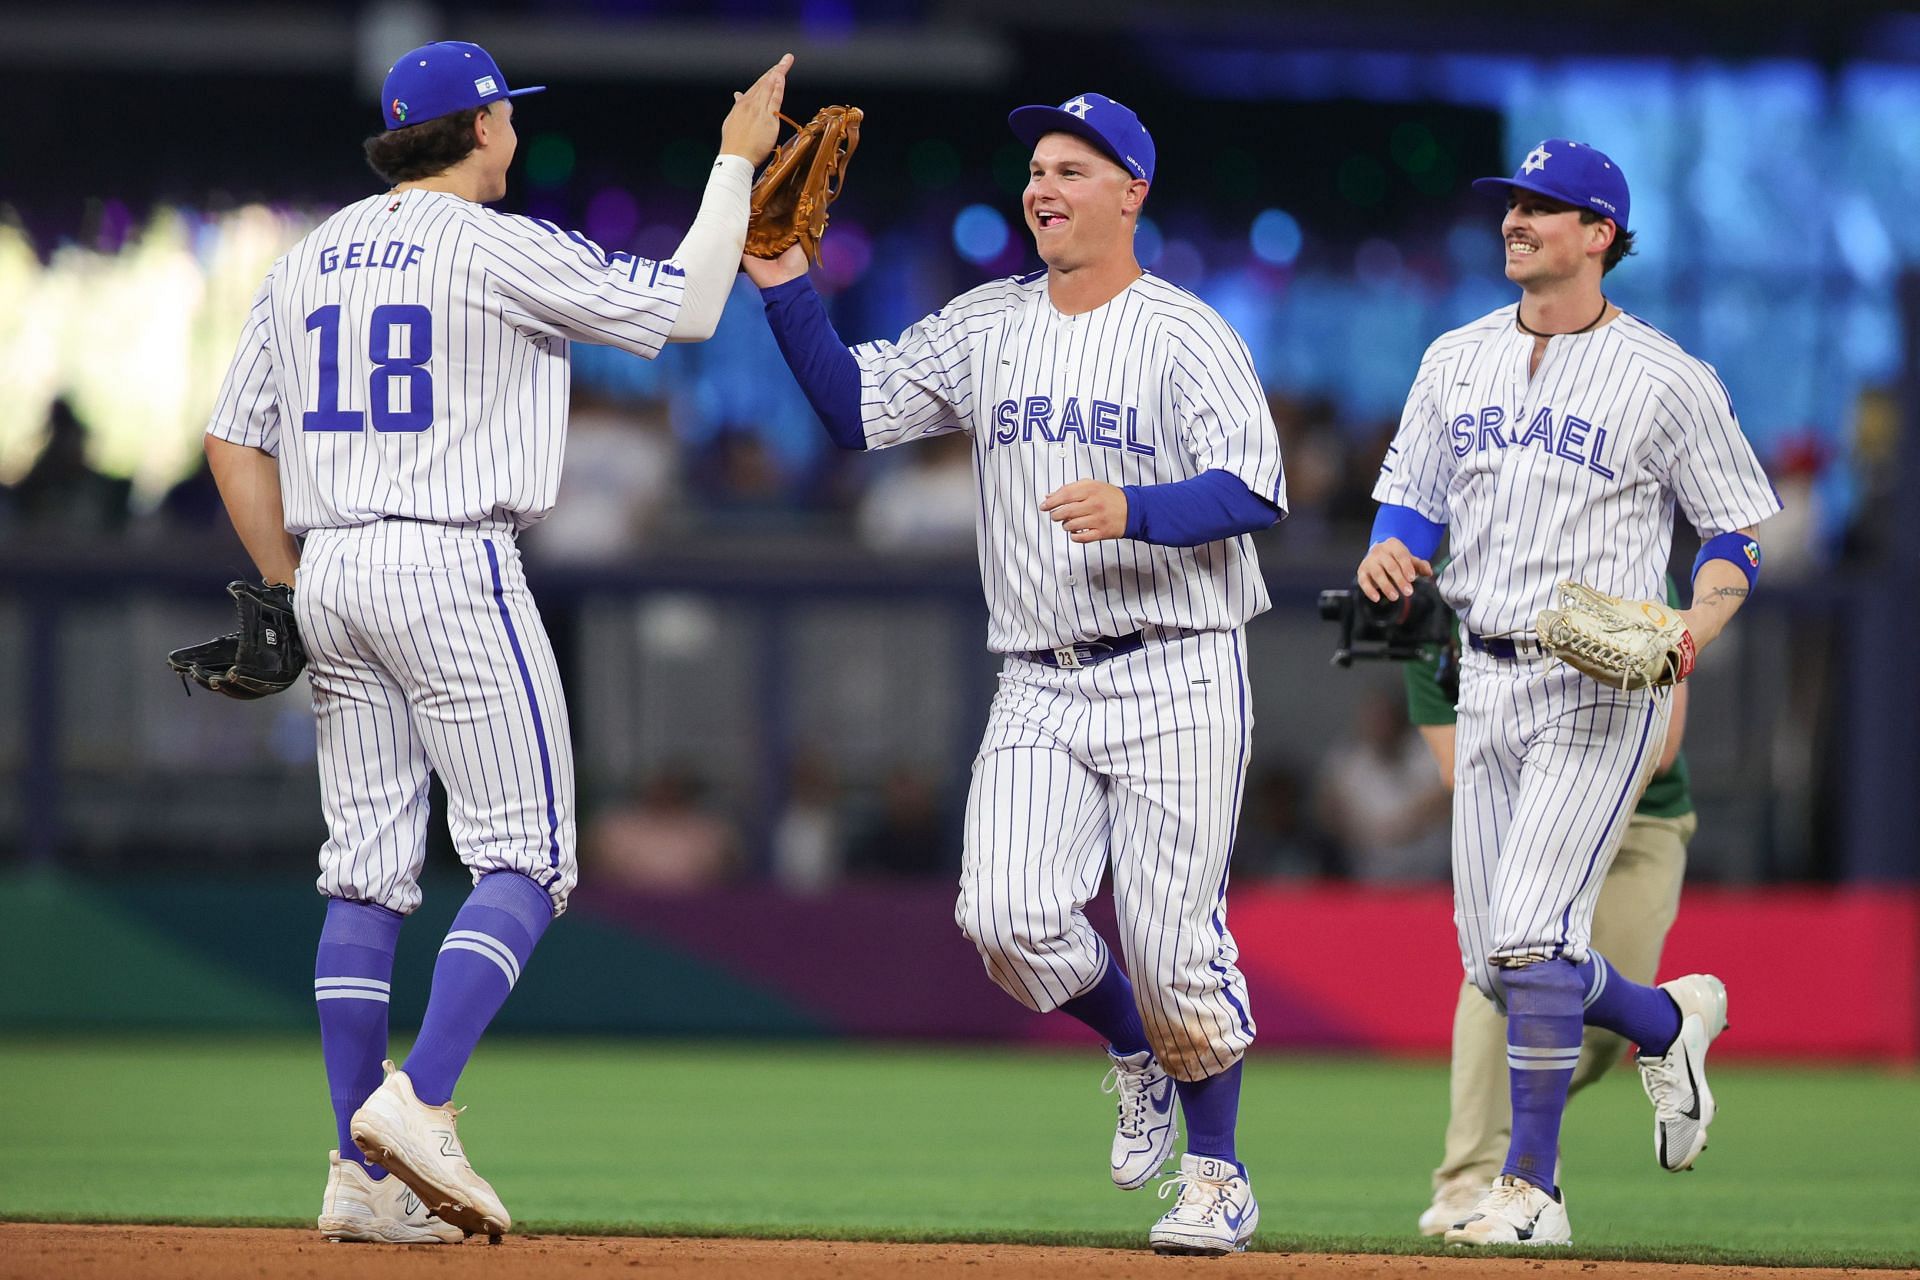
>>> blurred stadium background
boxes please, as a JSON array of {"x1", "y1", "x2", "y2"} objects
[{"x1": 3, "y1": 0, "x2": 1917, "y2": 1137}]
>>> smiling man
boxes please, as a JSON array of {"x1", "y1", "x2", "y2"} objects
[
  {"x1": 742, "y1": 92, "x2": 1286, "y2": 1255},
  {"x1": 1354, "y1": 139, "x2": 1781, "y2": 1246}
]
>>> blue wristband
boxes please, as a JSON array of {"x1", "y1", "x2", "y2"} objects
[
  {"x1": 1692, "y1": 531, "x2": 1761, "y2": 591},
  {"x1": 1369, "y1": 503, "x2": 1446, "y2": 561}
]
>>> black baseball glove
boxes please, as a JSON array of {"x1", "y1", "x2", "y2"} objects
[{"x1": 167, "y1": 580, "x2": 307, "y2": 698}]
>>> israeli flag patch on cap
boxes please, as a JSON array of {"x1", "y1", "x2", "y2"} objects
[{"x1": 474, "y1": 75, "x2": 498, "y2": 94}]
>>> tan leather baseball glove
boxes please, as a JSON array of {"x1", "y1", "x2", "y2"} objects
[
  {"x1": 746, "y1": 105, "x2": 863, "y2": 265},
  {"x1": 1535, "y1": 581, "x2": 1696, "y2": 689}
]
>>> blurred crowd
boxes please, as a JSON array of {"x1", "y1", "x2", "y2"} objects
[
  {"x1": 0, "y1": 387, "x2": 1874, "y2": 576},
  {"x1": 0, "y1": 387, "x2": 1889, "y2": 889}
]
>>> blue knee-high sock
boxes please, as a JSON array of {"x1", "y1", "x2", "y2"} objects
[
  {"x1": 316, "y1": 897, "x2": 404, "y2": 1178},
  {"x1": 402, "y1": 872, "x2": 553, "y2": 1106},
  {"x1": 1059, "y1": 957, "x2": 1150, "y2": 1055},
  {"x1": 1176, "y1": 1060, "x2": 1243, "y2": 1166},
  {"x1": 1499, "y1": 960, "x2": 1583, "y2": 1196},
  {"x1": 1574, "y1": 952, "x2": 1682, "y2": 1055}
]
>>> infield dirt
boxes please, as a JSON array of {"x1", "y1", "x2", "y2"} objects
[{"x1": 4, "y1": 1226, "x2": 1915, "y2": 1280}]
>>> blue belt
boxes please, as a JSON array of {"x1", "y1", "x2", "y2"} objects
[
  {"x1": 1467, "y1": 631, "x2": 1546, "y2": 660},
  {"x1": 1022, "y1": 630, "x2": 1145, "y2": 669}
]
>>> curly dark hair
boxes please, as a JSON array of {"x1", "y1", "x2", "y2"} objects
[
  {"x1": 1580, "y1": 209, "x2": 1637, "y2": 274},
  {"x1": 363, "y1": 106, "x2": 486, "y2": 184}
]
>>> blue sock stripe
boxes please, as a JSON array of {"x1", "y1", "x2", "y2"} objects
[
  {"x1": 1582, "y1": 957, "x2": 1608, "y2": 1008},
  {"x1": 440, "y1": 931, "x2": 521, "y2": 987}
]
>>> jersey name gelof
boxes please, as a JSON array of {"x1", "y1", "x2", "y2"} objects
[
  {"x1": 987, "y1": 395, "x2": 1154, "y2": 455},
  {"x1": 318, "y1": 240, "x2": 426, "y2": 275}
]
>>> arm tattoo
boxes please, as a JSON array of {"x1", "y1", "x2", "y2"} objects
[{"x1": 1704, "y1": 586, "x2": 1749, "y2": 605}]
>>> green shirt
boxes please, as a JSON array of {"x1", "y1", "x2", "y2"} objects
[{"x1": 1402, "y1": 574, "x2": 1693, "y2": 819}]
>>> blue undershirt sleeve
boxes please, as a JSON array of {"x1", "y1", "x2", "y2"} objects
[
  {"x1": 1120, "y1": 469, "x2": 1282, "y2": 547},
  {"x1": 758, "y1": 275, "x2": 866, "y2": 451},
  {"x1": 1368, "y1": 502, "x2": 1447, "y2": 561}
]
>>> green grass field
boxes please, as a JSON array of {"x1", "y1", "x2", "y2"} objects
[{"x1": 2, "y1": 1036, "x2": 1915, "y2": 1267}]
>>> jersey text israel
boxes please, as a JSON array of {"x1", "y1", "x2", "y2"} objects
[
  {"x1": 1373, "y1": 305, "x2": 1780, "y2": 638},
  {"x1": 207, "y1": 189, "x2": 685, "y2": 533},
  {"x1": 852, "y1": 270, "x2": 1287, "y2": 652}
]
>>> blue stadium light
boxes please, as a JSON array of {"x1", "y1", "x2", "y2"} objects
[
  {"x1": 1249, "y1": 209, "x2": 1302, "y2": 266},
  {"x1": 953, "y1": 204, "x2": 1010, "y2": 264}
]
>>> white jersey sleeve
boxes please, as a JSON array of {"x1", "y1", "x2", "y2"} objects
[
  {"x1": 1370, "y1": 340, "x2": 1455, "y2": 524},
  {"x1": 1166, "y1": 311, "x2": 1287, "y2": 510},
  {"x1": 478, "y1": 214, "x2": 686, "y2": 360},
  {"x1": 851, "y1": 287, "x2": 1001, "y2": 448},
  {"x1": 206, "y1": 276, "x2": 285, "y2": 456},
  {"x1": 1648, "y1": 359, "x2": 1782, "y2": 538}
]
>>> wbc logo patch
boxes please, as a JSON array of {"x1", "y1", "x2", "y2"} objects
[{"x1": 391, "y1": 99, "x2": 408, "y2": 122}]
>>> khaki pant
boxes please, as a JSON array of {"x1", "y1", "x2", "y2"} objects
[{"x1": 1433, "y1": 811, "x2": 1696, "y2": 1188}]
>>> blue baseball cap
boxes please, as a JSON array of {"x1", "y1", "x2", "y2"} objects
[
  {"x1": 381, "y1": 41, "x2": 545, "y2": 131},
  {"x1": 1008, "y1": 93, "x2": 1155, "y2": 184},
  {"x1": 1472, "y1": 138, "x2": 1630, "y2": 232}
]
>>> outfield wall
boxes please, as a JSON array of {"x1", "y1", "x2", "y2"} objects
[{"x1": 7, "y1": 871, "x2": 1915, "y2": 1061}]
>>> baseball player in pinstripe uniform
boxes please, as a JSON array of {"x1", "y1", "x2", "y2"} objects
[
  {"x1": 742, "y1": 93, "x2": 1285, "y2": 1255},
  {"x1": 1358, "y1": 139, "x2": 1780, "y2": 1245},
  {"x1": 203, "y1": 41, "x2": 794, "y2": 1243},
  {"x1": 1401, "y1": 570, "x2": 1699, "y2": 1235}
]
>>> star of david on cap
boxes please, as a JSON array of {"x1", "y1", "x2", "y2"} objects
[
  {"x1": 1473, "y1": 137, "x2": 1630, "y2": 231},
  {"x1": 1006, "y1": 91, "x2": 1155, "y2": 183}
]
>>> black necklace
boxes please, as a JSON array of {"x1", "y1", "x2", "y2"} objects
[{"x1": 1516, "y1": 297, "x2": 1609, "y2": 337}]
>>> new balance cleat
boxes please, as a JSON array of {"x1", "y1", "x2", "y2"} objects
[
  {"x1": 350, "y1": 1061, "x2": 510, "y2": 1242},
  {"x1": 1104, "y1": 1048, "x2": 1178, "y2": 1190},
  {"x1": 318, "y1": 1149, "x2": 465, "y2": 1244}
]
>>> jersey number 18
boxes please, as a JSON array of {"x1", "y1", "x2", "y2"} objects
[{"x1": 304, "y1": 304, "x2": 434, "y2": 433}]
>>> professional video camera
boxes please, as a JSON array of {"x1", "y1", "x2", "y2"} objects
[{"x1": 1318, "y1": 575, "x2": 1454, "y2": 668}]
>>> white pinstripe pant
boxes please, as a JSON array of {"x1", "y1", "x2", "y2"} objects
[
  {"x1": 295, "y1": 520, "x2": 577, "y2": 917},
  {"x1": 954, "y1": 628, "x2": 1256, "y2": 1081},
  {"x1": 1452, "y1": 649, "x2": 1672, "y2": 1000}
]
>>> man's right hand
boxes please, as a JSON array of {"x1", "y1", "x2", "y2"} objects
[
  {"x1": 741, "y1": 243, "x2": 810, "y2": 289},
  {"x1": 1357, "y1": 536, "x2": 1434, "y2": 603},
  {"x1": 720, "y1": 53, "x2": 794, "y2": 166}
]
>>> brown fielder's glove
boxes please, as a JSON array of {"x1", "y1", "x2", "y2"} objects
[
  {"x1": 1534, "y1": 580, "x2": 1695, "y2": 690},
  {"x1": 746, "y1": 105, "x2": 863, "y2": 265},
  {"x1": 167, "y1": 580, "x2": 307, "y2": 699}
]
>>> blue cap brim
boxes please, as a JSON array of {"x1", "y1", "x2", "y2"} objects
[
  {"x1": 506, "y1": 86, "x2": 546, "y2": 98},
  {"x1": 1007, "y1": 106, "x2": 1136, "y2": 179},
  {"x1": 1473, "y1": 174, "x2": 1615, "y2": 215}
]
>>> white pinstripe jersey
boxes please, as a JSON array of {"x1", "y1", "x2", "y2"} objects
[
  {"x1": 852, "y1": 270, "x2": 1288, "y2": 653},
  {"x1": 206, "y1": 189, "x2": 685, "y2": 533},
  {"x1": 1373, "y1": 304, "x2": 1781, "y2": 638}
]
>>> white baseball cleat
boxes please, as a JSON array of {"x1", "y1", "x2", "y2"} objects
[
  {"x1": 1638, "y1": 973, "x2": 1727, "y2": 1171},
  {"x1": 318, "y1": 1149, "x2": 465, "y2": 1244},
  {"x1": 1417, "y1": 1173, "x2": 1488, "y2": 1237},
  {"x1": 1104, "y1": 1048, "x2": 1178, "y2": 1190},
  {"x1": 1149, "y1": 1153, "x2": 1259, "y2": 1255},
  {"x1": 350, "y1": 1060, "x2": 510, "y2": 1242},
  {"x1": 1443, "y1": 1174, "x2": 1571, "y2": 1246}
]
